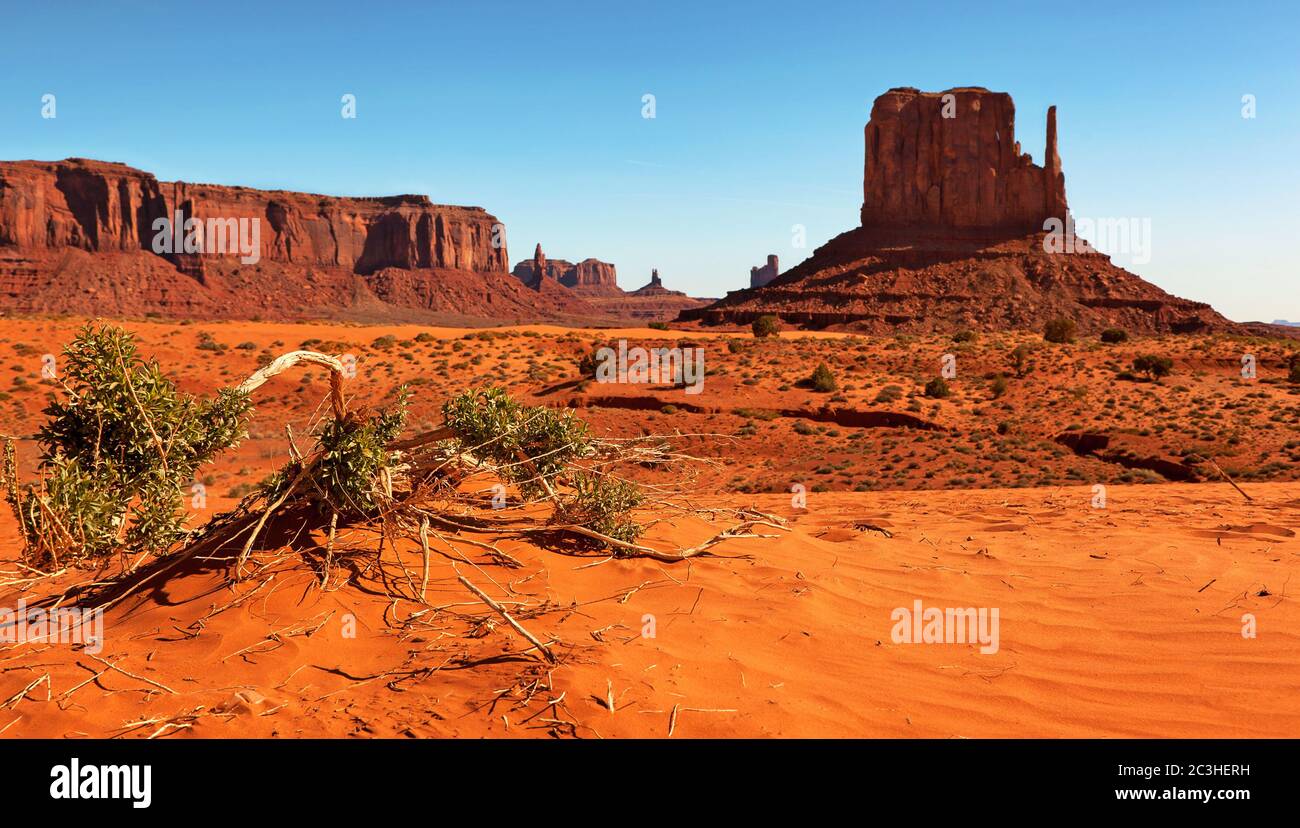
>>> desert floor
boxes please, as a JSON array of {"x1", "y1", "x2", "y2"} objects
[{"x1": 0, "y1": 318, "x2": 1297, "y2": 737}]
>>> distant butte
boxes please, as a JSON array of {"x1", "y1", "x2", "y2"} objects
[
  {"x1": 683, "y1": 87, "x2": 1232, "y2": 334},
  {"x1": 511, "y1": 248, "x2": 709, "y2": 323}
]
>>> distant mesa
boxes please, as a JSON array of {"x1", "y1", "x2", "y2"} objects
[
  {"x1": 511, "y1": 244, "x2": 621, "y2": 297},
  {"x1": 510, "y1": 246, "x2": 709, "y2": 323},
  {"x1": 0, "y1": 158, "x2": 614, "y2": 325},
  {"x1": 1273, "y1": 319, "x2": 1300, "y2": 327},
  {"x1": 683, "y1": 87, "x2": 1232, "y2": 335},
  {"x1": 750, "y1": 255, "x2": 779, "y2": 288}
]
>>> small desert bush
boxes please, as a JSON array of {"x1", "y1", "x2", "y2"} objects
[
  {"x1": 1010, "y1": 343, "x2": 1033, "y2": 376},
  {"x1": 552, "y1": 471, "x2": 644, "y2": 544},
  {"x1": 809, "y1": 363, "x2": 837, "y2": 393},
  {"x1": 1044, "y1": 317, "x2": 1077, "y2": 344},
  {"x1": 5, "y1": 324, "x2": 252, "y2": 567},
  {"x1": 265, "y1": 389, "x2": 410, "y2": 517},
  {"x1": 952, "y1": 329, "x2": 978, "y2": 344},
  {"x1": 875, "y1": 385, "x2": 904, "y2": 404},
  {"x1": 1100, "y1": 328, "x2": 1128, "y2": 344},
  {"x1": 990, "y1": 375, "x2": 1009, "y2": 398},
  {"x1": 751, "y1": 315, "x2": 780, "y2": 338},
  {"x1": 924, "y1": 377, "x2": 951, "y2": 398},
  {"x1": 577, "y1": 348, "x2": 598, "y2": 379},
  {"x1": 441, "y1": 386, "x2": 591, "y2": 499},
  {"x1": 1132, "y1": 354, "x2": 1173, "y2": 381}
]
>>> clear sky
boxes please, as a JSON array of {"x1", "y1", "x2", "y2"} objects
[{"x1": 2, "y1": 1, "x2": 1295, "y2": 321}]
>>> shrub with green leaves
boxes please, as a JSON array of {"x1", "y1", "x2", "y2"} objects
[
  {"x1": 1100, "y1": 328, "x2": 1128, "y2": 344},
  {"x1": 1132, "y1": 354, "x2": 1173, "y2": 380},
  {"x1": 553, "y1": 471, "x2": 644, "y2": 544},
  {"x1": 809, "y1": 363, "x2": 837, "y2": 393},
  {"x1": 7, "y1": 324, "x2": 251, "y2": 567},
  {"x1": 442, "y1": 387, "x2": 592, "y2": 498},
  {"x1": 307, "y1": 390, "x2": 409, "y2": 516},
  {"x1": 1044, "y1": 317, "x2": 1077, "y2": 344},
  {"x1": 751, "y1": 315, "x2": 780, "y2": 338},
  {"x1": 924, "y1": 377, "x2": 951, "y2": 398},
  {"x1": 441, "y1": 387, "x2": 647, "y2": 547}
]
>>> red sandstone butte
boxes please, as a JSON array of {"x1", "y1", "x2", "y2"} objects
[
  {"x1": 511, "y1": 247, "x2": 707, "y2": 322},
  {"x1": 0, "y1": 158, "x2": 611, "y2": 324},
  {"x1": 682, "y1": 87, "x2": 1232, "y2": 335},
  {"x1": 860, "y1": 87, "x2": 1067, "y2": 233},
  {"x1": 512, "y1": 245, "x2": 621, "y2": 297}
]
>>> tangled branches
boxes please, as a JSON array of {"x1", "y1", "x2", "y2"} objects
[{"x1": 4, "y1": 325, "x2": 787, "y2": 594}]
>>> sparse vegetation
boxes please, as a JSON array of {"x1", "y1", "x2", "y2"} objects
[
  {"x1": 751, "y1": 315, "x2": 780, "y2": 338},
  {"x1": 809, "y1": 363, "x2": 837, "y2": 393},
  {"x1": 1044, "y1": 317, "x2": 1077, "y2": 344},
  {"x1": 924, "y1": 377, "x2": 951, "y2": 398},
  {"x1": 1132, "y1": 354, "x2": 1174, "y2": 381}
]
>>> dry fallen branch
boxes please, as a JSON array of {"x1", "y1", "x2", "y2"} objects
[{"x1": 454, "y1": 565, "x2": 556, "y2": 663}]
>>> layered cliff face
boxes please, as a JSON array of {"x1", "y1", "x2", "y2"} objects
[
  {"x1": 682, "y1": 87, "x2": 1232, "y2": 335},
  {"x1": 0, "y1": 159, "x2": 167, "y2": 252},
  {"x1": 0, "y1": 158, "x2": 508, "y2": 279},
  {"x1": 168, "y1": 182, "x2": 507, "y2": 276},
  {"x1": 0, "y1": 158, "x2": 622, "y2": 324},
  {"x1": 861, "y1": 87, "x2": 1066, "y2": 234}
]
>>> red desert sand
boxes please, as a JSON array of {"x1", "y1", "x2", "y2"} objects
[{"x1": 1, "y1": 319, "x2": 1296, "y2": 738}]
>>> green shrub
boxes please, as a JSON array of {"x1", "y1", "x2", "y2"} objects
[
  {"x1": 553, "y1": 472, "x2": 644, "y2": 544},
  {"x1": 874, "y1": 385, "x2": 904, "y2": 404},
  {"x1": 809, "y1": 363, "x2": 837, "y2": 393},
  {"x1": 1100, "y1": 328, "x2": 1128, "y2": 344},
  {"x1": 751, "y1": 315, "x2": 780, "y2": 338},
  {"x1": 441, "y1": 387, "x2": 591, "y2": 499},
  {"x1": 924, "y1": 377, "x2": 951, "y2": 398},
  {"x1": 6, "y1": 324, "x2": 251, "y2": 567},
  {"x1": 1132, "y1": 354, "x2": 1173, "y2": 381},
  {"x1": 1044, "y1": 317, "x2": 1076, "y2": 344},
  {"x1": 990, "y1": 375, "x2": 1009, "y2": 398},
  {"x1": 271, "y1": 389, "x2": 409, "y2": 516}
]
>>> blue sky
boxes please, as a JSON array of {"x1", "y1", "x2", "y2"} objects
[{"x1": 2, "y1": 0, "x2": 1296, "y2": 321}]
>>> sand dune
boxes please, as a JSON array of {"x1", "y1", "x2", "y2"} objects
[{"x1": 2, "y1": 481, "x2": 1295, "y2": 738}]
